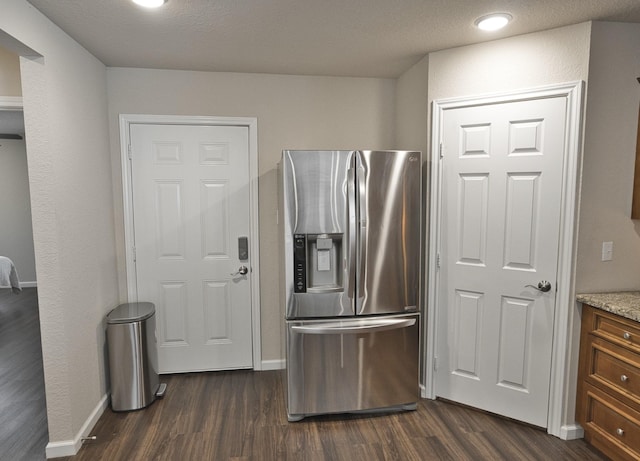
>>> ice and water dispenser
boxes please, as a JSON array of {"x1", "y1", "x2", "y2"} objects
[{"x1": 293, "y1": 233, "x2": 343, "y2": 293}]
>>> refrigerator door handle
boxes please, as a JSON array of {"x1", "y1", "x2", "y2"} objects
[
  {"x1": 291, "y1": 318, "x2": 416, "y2": 335},
  {"x1": 347, "y1": 167, "x2": 357, "y2": 299},
  {"x1": 356, "y1": 158, "x2": 367, "y2": 305}
]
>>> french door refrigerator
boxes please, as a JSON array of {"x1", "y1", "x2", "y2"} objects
[{"x1": 280, "y1": 150, "x2": 421, "y2": 421}]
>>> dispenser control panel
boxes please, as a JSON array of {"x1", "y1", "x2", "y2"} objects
[{"x1": 293, "y1": 234, "x2": 307, "y2": 293}]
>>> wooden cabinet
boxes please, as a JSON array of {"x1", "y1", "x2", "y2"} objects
[{"x1": 577, "y1": 304, "x2": 640, "y2": 460}]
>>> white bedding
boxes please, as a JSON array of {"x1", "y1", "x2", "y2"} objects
[{"x1": 0, "y1": 256, "x2": 22, "y2": 294}]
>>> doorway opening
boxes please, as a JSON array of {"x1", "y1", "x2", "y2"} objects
[{"x1": 0, "y1": 45, "x2": 47, "y2": 459}]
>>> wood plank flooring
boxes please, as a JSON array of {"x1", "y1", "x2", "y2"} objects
[
  {"x1": 64, "y1": 369, "x2": 607, "y2": 461},
  {"x1": 0, "y1": 287, "x2": 48, "y2": 461},
  {"x1": 0, "y1": 289, "x2": 606, "y2": 460}
]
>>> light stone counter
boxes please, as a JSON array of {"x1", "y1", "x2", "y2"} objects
[{"x1": 576, "y1": 291, "x2": 640, "y2": 323}]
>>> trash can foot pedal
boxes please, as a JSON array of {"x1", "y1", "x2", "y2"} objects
[{"x1": 156, "y1": 383, "x2": 167, "y2": 398}]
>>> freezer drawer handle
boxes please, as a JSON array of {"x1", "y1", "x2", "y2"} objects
[{"x1": 291, "y1": 318, "x2": 416, "y2": 335}]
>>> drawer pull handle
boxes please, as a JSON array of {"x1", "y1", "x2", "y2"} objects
[
  {"x1": 616, "y1": 428, "x2": 625, "y2": 436},
  {"x1": 621, "y1": 374, "x2": 629, "y2": 382},
  {"x1": 623, "y1": 331, "x2": 631, "y2": 340}
]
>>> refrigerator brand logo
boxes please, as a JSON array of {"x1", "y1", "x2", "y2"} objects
[{"x1": 409, "y1": 155, "x2": 418, "y2": 162}]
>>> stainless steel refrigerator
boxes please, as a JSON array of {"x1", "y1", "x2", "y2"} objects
[{"x1": 279, "y1": 149, "x2": 421, "y2": 421}]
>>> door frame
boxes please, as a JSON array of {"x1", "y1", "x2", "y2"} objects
[
  {"x1": 119, "y1": 114, "x2": 262, "y2": 370},
  {"x1": 425, "y1": 82, "x2": 584, "y2": 438}
]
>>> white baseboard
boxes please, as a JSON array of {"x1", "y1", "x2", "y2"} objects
[
  {"x1": 46, "y1": 393, "x2": 109, "y2": 459},
  {"x1": 261, "y1": 359, "x2": 285, "y2": 370},
  {"x1": 559, "y1": 423, "x2": 584, "y2": 440},
  {"x1": 20, "y1": 281, "x2": 37, "y2": 288}
]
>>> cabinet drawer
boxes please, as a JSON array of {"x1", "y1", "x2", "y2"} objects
[
  {"x1": 594, "y1": 311, "x2": 640, "y2": 349},
  {"x1": 590, "y1": 338, "x2": 640, "y2": 404},
  {"x1": 582, "y1": 383, "x2": 640, "y2": 461}
]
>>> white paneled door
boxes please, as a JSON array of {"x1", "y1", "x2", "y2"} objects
[
  {"x1": 435, "y1": 96, "x2": 566, "y2": 427},
  {"x1": 130, "y1": 123, "x2": 253, "y2": 373}
]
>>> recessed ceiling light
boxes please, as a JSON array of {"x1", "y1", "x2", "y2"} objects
[
  {"x1": 132, "y1": 0, "x2": 166, "y2": 8},
  {"x1": 475, "y1": 13, "x2": 512, "y2": 31}
]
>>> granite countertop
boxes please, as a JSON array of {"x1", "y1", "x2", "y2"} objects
[{"x1": 576, "y1": 291, "x2": 640, "y2": 323}]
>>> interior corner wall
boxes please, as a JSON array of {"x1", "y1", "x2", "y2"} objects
[
  {"x1": 106, "y1": 68, "x2": 396, "y2": 363},
  {"x1": 395, "y1": 55, "x2": 429, "y2": 155},
  {"x1": 1, "y1": 0, "x2": 119, "y2": 453},
  {"x1": 575, "y1": 21, "x2": 640, "y2": 293}
]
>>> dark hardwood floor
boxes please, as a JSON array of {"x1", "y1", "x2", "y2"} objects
[
  {"x1": 0, "y1": 290, "x2": 608, "y2": 460},
  {"x1": 64, "y1": 369, "x2": 607, "y2": 461},
  {"x1": 0, "y1": 287, "x2": 48, "y2": 461}
]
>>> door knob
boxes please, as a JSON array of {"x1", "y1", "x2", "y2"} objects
[
  {"x1": 231, "y1": 265, "x2": 249, "y2": 276},
  {"x1": 525, "y1": 280, "x2": 552, "y2": 292}
]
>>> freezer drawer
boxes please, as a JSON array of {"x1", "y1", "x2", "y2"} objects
[{"x1": 286, "y1": 313, "x2": 420, "y2": 420}]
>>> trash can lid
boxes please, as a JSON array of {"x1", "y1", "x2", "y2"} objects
[{"x1": 107, "y1": 302, "x2": 155, "y2": 324}]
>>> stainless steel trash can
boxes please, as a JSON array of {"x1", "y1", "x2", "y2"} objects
[{"x1": 106, "y1": 302, "x2": 166, "y2": 411}]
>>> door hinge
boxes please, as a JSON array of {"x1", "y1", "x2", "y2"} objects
[
  {"x1": 437, "y1": 253, "x2": 441, "y2": 269},
  {"x1": 439, "y1": 142, "x2": 444, "y2": 159},
  {"x1": 128, "y1": 144, "x2": 132, "y2": 159},
  {"x1": 433, "y1": 356, "x2": 438, "y2": 371},
  {"x1": 132, "y1": 246, "x2": 136, "y2": 262}
]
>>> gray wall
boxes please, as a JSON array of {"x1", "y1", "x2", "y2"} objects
[
  {"x1": 576, "y1": 21, "x2": 640, "y2": 292},
  {"x1": 1, "y1": 0, "x2": 119, "y2": 452},
  {"x1": 107, "y1": 68, "x2": 397, "y2": 363},
  {"x1": 395, "y1": 55, "x2": 429, "y2": 155}
]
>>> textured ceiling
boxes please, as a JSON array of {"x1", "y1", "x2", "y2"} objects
[{"x1": 21, "y1": 0, "x2": 640, "y2": 78}]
